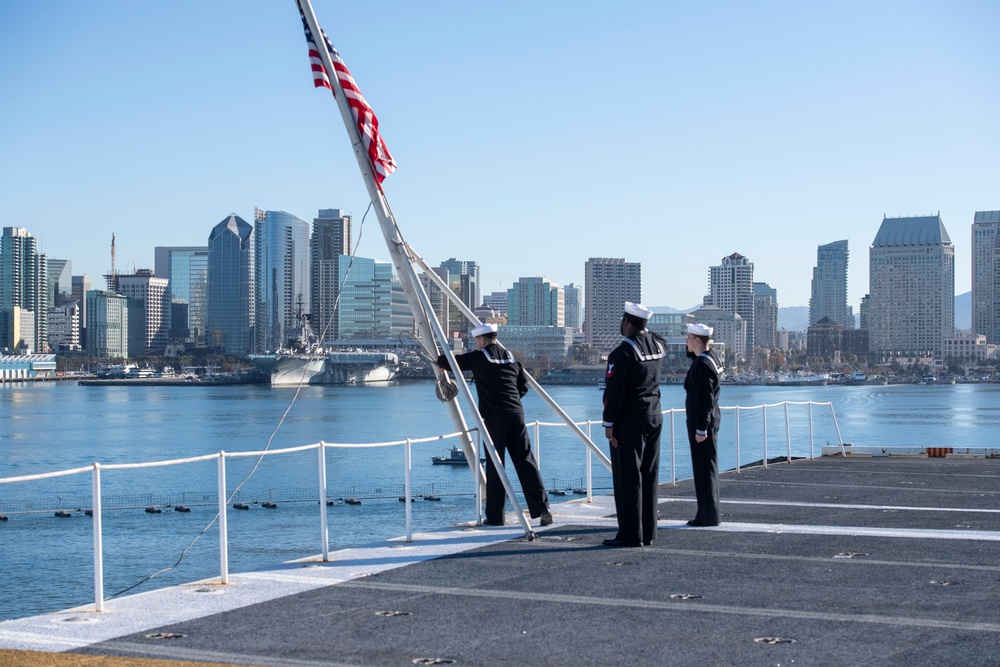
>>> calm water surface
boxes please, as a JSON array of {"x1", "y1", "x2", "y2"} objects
[{"x1": 2, "y1": 379, "x2": 998, "y2": 620}]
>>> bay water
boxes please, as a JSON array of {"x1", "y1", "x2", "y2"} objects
[{"x1": 2, "y1": 379, "x2": 998, "y2": 621}]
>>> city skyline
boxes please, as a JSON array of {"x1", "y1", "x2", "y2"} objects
[{"x1": 3, "y1": 2, "x2": 998, "y2": 311}]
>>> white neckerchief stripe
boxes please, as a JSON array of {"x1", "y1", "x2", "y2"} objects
[
  {"x1": 699, "y1": 352, "x2": 722, "y2": 375},
  {"x1": 623, "y1": 337, "x2": 665, "y2": 362},
  {"x1": 480, "y1": 347, "x2": 515, "y2": 364}
]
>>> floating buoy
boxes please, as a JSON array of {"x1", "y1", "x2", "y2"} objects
[
  {"x1": 174, "y1": 505, "x2": 191, "y2": 513},
  {"x1": 423, "y1": 495, "x2": 442, "y2": 501},
  {"x1": 55, "y1": 511, "x2": 72, "y2": 518},
  {"x1": 344, "y1": 498, "x2": 361, "y2": 505},
  {"x1": 145, "y1": 507, "x2": 162, "y2": 514},
  {"x1": 261, "y1": 501, "x2": 278, "y2": 509},
  {"x1": 233, "y1": 503, "x2": 250, "y2": 510}
]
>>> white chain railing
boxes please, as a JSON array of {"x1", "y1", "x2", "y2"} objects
[{"x1": 0, "y1": 400, "x2": 842, "y2": 614}]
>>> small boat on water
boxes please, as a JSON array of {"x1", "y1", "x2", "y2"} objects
[{"x1": 431, "y1": 445, "x2": 485, "y2": 465}]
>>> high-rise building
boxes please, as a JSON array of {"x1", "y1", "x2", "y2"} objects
[
  {"x1": 809, "y1": 240, "x2": 852, "y2": 328},
  {"x1": 707, "y1": 252, "x2": 754, "y2": 355},
  {"x1": 971, "y1": 210, "x2": 1000, "y2": 342},
  {"x1": 868, "y1": 215, "x2": 955, "y2": 359},
  {"x1": 154, "y1": 246, "x2": 208, "y2": 345},
  {"x1": 438, "y1": 258, "x2": 480, "y2": 337},
  {"x1": 115, "y1": 271, "x2": 170, "y2": 355},
  {"x1": 255, "y1": 208, "x2": 310, "y2": 352},
  {"x1": 483, "y1": 291, "x2": 508, "y2": 315},
  {"x1": 584, "y1": 257, "x2": 641, "y2": 353},
  {"x1": 48, "y1": 301, "x2": 81, "y2": 351},
  {"x1": 72, "y1": 275, "x2": 91, "y2": 348},
  {"x1": 207, "y1": 213, "x2": 255, "y2": 354},
  {"x1": 0, "y1": 227, "x2": 47, "y2": 352},
  {"x1": 507, "y1": 277, "x2": 564, "y2": 327},
  {"x1": 419, "y1": 267, "x2": 450, "y2": 338},
  {"x1": 310, "y1": 209, "x2": 352, "y2": 341},
  {"x1": 332, "y1": 255, "x2": 395, "y2": 341},
  {"x1": 85, "y1": 289, "x2": 129, "y2": 358},
  {"x1": 564, "y1": 283, "x2": 582, "y2": 331},
  {"x1": 47, "y1": 258, "x2": 73, "y2": 307},
  {"x1": 753, "y1": 282, "x2": 778, "y2": 351}
]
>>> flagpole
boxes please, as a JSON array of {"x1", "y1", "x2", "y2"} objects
[{"x1": 295, "y1": 0, "x2": 533, "y2": 535}]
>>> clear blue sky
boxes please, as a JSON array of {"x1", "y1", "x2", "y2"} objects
[{"x1": 2, "y1": 1, "x2": 997, "y2": 310}]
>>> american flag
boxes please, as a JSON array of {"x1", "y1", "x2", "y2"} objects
[{"x1": 301, "y1": 15, "x2": 397, "y2": 184}]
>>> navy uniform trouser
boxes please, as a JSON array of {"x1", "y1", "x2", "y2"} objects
[
  {"x1": 483, "y1": 414, "x2": 549, "y2": 524},
  {"x1": 610, "y1": 415, "x2": 661, "y2": 543},
  {"x1": 687, "y1": 423, "x2": 720, "y2": 525}
]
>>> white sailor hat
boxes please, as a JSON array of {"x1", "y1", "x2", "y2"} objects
[
  {"x1": 470, "y1": 323, "x2": 498, "y2": 337},
  {"x1": 623, "y1": 301, "x2": 653, "y2": 320},
  {"x1": 687, "y1": 322, "x2": 713, "y2": 337}
]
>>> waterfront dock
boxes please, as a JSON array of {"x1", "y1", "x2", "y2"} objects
[{"x1": 2, "y1": 455, "x2": 999, "y2": 666}]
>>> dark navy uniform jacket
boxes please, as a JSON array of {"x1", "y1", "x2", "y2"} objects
[
  {"x1": 602, "y1": 332, "x2": 664, "y2": 429},
  {"x1": 684, "y1": 351, "x2": 723, "y2": 435},
  {"x1": 437, "y1": 344, "x2": 527, "y2": 419}
]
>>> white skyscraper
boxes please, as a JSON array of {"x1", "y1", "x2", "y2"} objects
[
  {"x1": 707, "y1": 252, "x2": 754, "y2": 355},
  {"x1": 868, "y1": 215, "x2": 954, "y2": 359}
]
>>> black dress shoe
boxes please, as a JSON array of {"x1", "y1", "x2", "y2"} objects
[
  {"x1": 602, "y1": 538, "x2": 643, "y2": 548},
  {"x1": 483, "y1": 519, "x2": 505, "y2": 526},
  {"x1": 686, "y1": 520, "x2": 719, "y2": 527},
  {"x1": 642, "y1": 539, "x2": 652, "y2": 546}
]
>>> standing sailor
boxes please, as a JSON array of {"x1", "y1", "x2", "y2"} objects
[
  {"x1": 601, "y1": 302, "x2": 665, "y2": 547},
  {"x1": 437, "y1": 323, "x2": 552, "y2": 527},
  {"x1": 684, "y1": 322, "x2": 723, "y2": 526}
]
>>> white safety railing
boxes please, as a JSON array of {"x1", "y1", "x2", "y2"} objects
[{"x1": 0, "y1": 400, "x2": 841, "y2": 614}]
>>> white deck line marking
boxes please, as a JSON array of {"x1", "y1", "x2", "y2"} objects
[
  {"x1": 725, "y1": 478, "x2": 1000, "y2": 495},
  {"x1": 343, "y1": 580, "x2": 1000, "y2": 633},
  {"x1": 662, "y1": 520, "x2": 1000, "y2": 541},
  {"x1": 663, "y1": 497, "x2": 1000, "y2": 514}
]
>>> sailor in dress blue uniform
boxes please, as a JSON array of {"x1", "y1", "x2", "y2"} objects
[
  {"x1": 437, "y1": 323, "x2": 552, "y2": 527},
  {"x1": 684, "y1": 322, "x2": 723, "y2": 526},
  {"x1": 601, "y1": 302, "x2": 665, "y2": 547}
]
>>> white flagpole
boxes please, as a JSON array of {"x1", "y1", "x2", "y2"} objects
[{"x1": 295, "y1": 0, "x2": 532, "y2": 535}]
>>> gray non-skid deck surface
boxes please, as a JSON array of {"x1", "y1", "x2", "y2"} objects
[{"x1": 80, "y1": 457, "x2": 1000, "y2": 666}]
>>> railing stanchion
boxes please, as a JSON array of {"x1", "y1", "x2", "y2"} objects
[
  {"x1": 762, "y1": 405, "x2": 768, "y2": 468},
  {"x1": 809, "y1": 402, "x2": 815, "y2": 459},
  {"x1": 585, "y1": 420, "x2": 593, "y2": 501},
  {"x1": 318, "y1": 441, "x2": 330, "y2": 561},
  {"x1": 217, "y1": 451, "x2": 229, "y2": 584},
  {"x1": 784, "y1": 401, "x2": 792, "y2": 463},
  {"x1": 475, "y1": 429, "x2": 483, "y2": 523},
  {"x1": 735, "y1": 407, "x2": 741, "y2": 473},
  {"x1": 829, "y1": 403, "x2": 847, "y2": 456},
  {"x1": 92, "y1": 463, "x2": 104, "y2": 612},
  {"x1": 404, "y1": 438, "x2": 413, "y2": 542},
  {"x1": 534, "y1": 421, "x2": 541, "y2": 470},
  {"x1": 670, "y1": 410, "x2": 676, "y2": 485}
]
